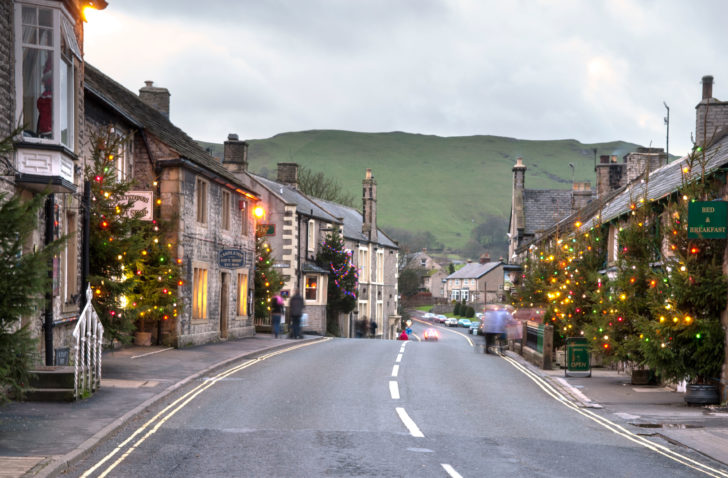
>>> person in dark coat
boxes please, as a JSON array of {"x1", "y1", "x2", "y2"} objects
[
  {"x1": 271, "y1": 295, "x2": 284, "y2": 338},
  {"x1": 289, "y1": 289, "x2": 304, "y2": 339},
  {"x1": 370, "y1": 319, "x2": 378, "y2": 338}
]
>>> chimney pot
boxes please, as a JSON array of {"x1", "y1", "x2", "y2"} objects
[
  {"x1": 702, "y1": 75, "x2": 714, "y2": 100},
  {"x1": 599, "y1": 155, "x2": 610, "y2": 164},
  {"x1": 145, "y1": 80, "x2": 153, "y2": 87},
  {"x1": 228, "y1": 133, "x2": 239, "y2": 141}
]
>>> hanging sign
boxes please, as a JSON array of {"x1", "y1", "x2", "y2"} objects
[
  {"x1": 121, "y1": 191, "x2": 154, "y2": 221},
  {"x1": 257, "y1": 224, "x2": 276, "y2": 236},
  {"x1": 688, "y1": 201, "x2": 727, "y2": 239}
]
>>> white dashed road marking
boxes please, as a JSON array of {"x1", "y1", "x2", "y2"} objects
[
  {"x1": 391, "y1": 364, "x2": 399, "y2": 377},
  {"x1": 389, "y1": 380, "x2": 400, "y2": 399},
  {"x1": 396, "y1": 407, "x2": 424, "y2": 438},
  {"x1": 442, "y1": 463, "x2": 463, "y2": 478},
  {"x1": 396, "y1": 353, "x2": 403, "y2": 363}
]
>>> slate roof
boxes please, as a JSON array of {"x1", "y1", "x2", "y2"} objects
[
  {"x1": 312, "y1": 198, "x2": 398, "y2": 249},
  {"x1": 84, "y1": 64, "x2": 255, "y2": 194},
  {"x1": 250, "y1": 174, "x2": 341, "y2": 223},
  {"x1": 446, "y1": 261, "x2": 502, "y2": 280},
  {"x1": 523, "y1": 189, "x2": 575, "y2": 235},
  {"x1": 583, "y1": 134, "x2": 728, "y2": 229}
]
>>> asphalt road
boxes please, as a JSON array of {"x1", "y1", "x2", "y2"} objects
[{"x1": 59, "y1": 320, "x2": 728, "y2": 477}]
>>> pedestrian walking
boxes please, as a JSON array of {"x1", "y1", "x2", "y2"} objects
[
  {"x1": 397, "y1": 329, "x2": 409, "y2": 341},
  {"x1": 369, "y1": 318, "x2": 378, "y2": 338},
  {"x1": 271, "y1": 294, "x2": 284, "y2": 338},
  {"x1": 289, "y1": 289, "x2": 304, "y2": 339}
]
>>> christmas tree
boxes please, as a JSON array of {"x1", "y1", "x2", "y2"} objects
[
  {"x1": 316, "y1": 229, "x2": 357, "y2": 336},
  {"x1": 254, "y1": 227, "x2": 282, "y2": 322},
  {"x1": 86, "y1": 128, "x2": 181, "y2": 344}
]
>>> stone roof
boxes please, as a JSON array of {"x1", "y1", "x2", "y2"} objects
[
  {"x1": 312, "y1": 198, "x2": 398, "y2": 249},
  {"x1": 584, "y1": 133, "x2": 728, "y2": 229},
  {"x1": 523, "y1": 189, "x2": 574, "y2": 236},
  {"x1": 84, "y1": 64, "x2": 254, "y2": 194},
  {"x1": 446, "y1": 261, "x2": 502, "y2": 280},
  {"x1": 251, "y1": 174, "x2": 341, "y2": 224}
]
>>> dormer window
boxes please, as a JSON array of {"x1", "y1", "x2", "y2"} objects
[{"x1": 16, "y1": 3, "x2": 80, "y2": 149}]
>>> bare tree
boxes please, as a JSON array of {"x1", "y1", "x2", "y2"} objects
[{"x1": 297, "y1": 166, "x2": 355, "y2": 207}]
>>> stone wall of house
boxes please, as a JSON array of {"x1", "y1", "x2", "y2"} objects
[
  {"x1": 625, "y1": 148, "x2": 667, "y2": 184},
  {"x1": 696, "y1": 76, "x2": 728, "y2": 147},
  {"x1": 0, "y1": 0, "x2": 13, "y2": 138},
  {"x1": 176, "y1": 167, "x2": 255, "y2": 347}
]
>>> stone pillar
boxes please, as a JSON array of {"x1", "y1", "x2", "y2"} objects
[{"x1": 542, "y1": 324, "x2": 553, "y2": 370}]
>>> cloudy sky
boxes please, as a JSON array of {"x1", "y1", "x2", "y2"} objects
[{"x1": 84, "y1": 0, "x2": 727, "y2": 157}]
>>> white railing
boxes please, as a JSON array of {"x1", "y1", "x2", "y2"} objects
[{"x1": 73, "y1": 285, "x2": 104, "y2": 400}]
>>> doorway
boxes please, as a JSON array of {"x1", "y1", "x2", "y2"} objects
[{"x1": 220, "y1": 272, "x2": 229, "y2": 339}]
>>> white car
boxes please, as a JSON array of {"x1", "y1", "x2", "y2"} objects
[
  {"x1": 423, "y1": 312, "x2": 435, "y2": 320},
  {"x1": 445, "y1": 317, "x2": 458, "y2": 327}
]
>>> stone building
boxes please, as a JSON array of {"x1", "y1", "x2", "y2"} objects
[
  {"x1": 314, "y1": 169, "x2": 400, "y2": 340},
  {"x1": 84, "y1": 66, "x2": 260, "y2": 347},
  {"x1": 221, "y1": 153, "x2": 341, "y2": 336},
  {"x1": 1, "y1": 0, "x2": 107, "y2": 365},
  {"x1": 400, "y1": 250, "x2": 448, "y2": 298},
  {"x1": 443, "y1": 257, "x2": 505, "y2": 306}
]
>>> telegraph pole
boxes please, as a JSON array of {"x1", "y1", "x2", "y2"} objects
[{"x1": 664, "y1": 101, "x2": 670, "y2": 160}]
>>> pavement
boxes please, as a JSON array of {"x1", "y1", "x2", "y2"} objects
[{"x1": 1, "y1": 332, "x2": 727, "y2": 477}]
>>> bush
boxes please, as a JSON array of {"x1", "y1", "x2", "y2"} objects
[
  {"x1": 453, "y1": 302, "x2": 461, "y2": 316},
  {"x1": 466, "y1": 306, "x2": 475, "y2": 318}
]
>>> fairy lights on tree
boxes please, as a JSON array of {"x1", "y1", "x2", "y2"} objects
[
  {"x1": 316, "y1": 229, "x2": 357, "y2": 336},
  {"x1": 254, "y1": 226, "x2": 282, "y2": 321},
  {"x1": 87, "y1": 128, "x2": 181, "y2": 344}
]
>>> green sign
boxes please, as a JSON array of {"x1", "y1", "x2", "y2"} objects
[
  {"x1": 565, "y1": 337, "x2": 591, "y2": 377},
  {"x1": 257, "y1": 224, "x2": 276, "y2": 236},
  {"x1": 688, "y1": 201, "x2": 727, "y2": 239}
]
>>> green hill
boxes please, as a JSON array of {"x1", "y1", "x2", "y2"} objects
[{"x1": 199, "y1": 130, "x2": 642, "y2": 257}]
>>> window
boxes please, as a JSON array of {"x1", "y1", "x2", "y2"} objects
[
  {"x1": 455, "y1": 279, "x2": 460, "y2": 286},
  {"x1": 376, "y1": 250, "x2": 384, "y2": 283},
  {"x1": 115, "y1": 135, "x2": 132, "y2": 182},
  {"x1": 307, "y1": 219, "x2": 315, "y2": 252},
  {"x1": 63, "y1": 207, "x2": 77, "y2": 306},
  {"x1": 376, "y1": 301, "x2": 383, "y2": 322},
  {"x1": 451, "y1": 290, "x2": 460, "y2": 301},
  {"x1": 193, "y1": 267, "x2": 208, "y2": 319},
  {"x1": 305, "y1": 275, "x2": 318, "y2": 301},
  {"x1": 237, "y1": 272, "x2": 248, "y2": 316},
  {"x1": 462, "y1": 289, "x2": 469, "y2": 302},
  {"x1": 221, "y1": 191, "x2": 230, "y2": 230},
  {"x1": 196, "y1": 178, "x2": 207, "y2": 224},
  {"x1": 16, "y1": 4, "x2": 79, "y2": 148},
  {"x1": 358, "y1": 300, "x2": 369, "y2": 320},
  {"x1": 358, "y1": 248, "x2": 369, "y2": 283},
  {"x1": 240, "y1": 197, "x2": 248, "y2": 236}
]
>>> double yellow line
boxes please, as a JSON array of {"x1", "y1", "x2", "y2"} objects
[
  {"x1": 501, "y1": 354, "x2": 728, "y2": 477},
  {"x1": 81, "y1": 338, "x2": 330, "y2": 478}
]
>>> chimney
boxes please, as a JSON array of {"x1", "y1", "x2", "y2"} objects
[
  {"x1": 571, "y1": 181, "x2": 592, "y2": 212},
  {"x1": 139, "y1": 81, "x2": 170, "y2": 118},
  {"x1": 696, "y1": 74, "x2": 728, "y2": 148},
  {"x1": 512, "y1": 157, "x2": 526, "y2": 190},
  {"x1": 702, "y1": 75, "x2": 714, "y2": 100},
  {"x1": 596, "y1": 156, "x2": 625, "y2": 198},
  {"x1": 222, "y1": 133, "x2": 248, "y2": 172},
  {"x1": 277, "y1": 163, "x2": 298, "y2": 189},
  {"x1": 479, "y1": 253, "x2": 490, "y2": 264},
  {"x1": 362, "y1": 168, "x2": 377, "y2": 242}
]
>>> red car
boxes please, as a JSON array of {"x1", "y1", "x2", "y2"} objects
[{"x1": 423, "y1": 328, "x2": 440, "y2": 341}]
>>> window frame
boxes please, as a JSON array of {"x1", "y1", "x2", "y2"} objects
[
  {"x1": 192, "y1": 267, "x2": 208, "y2": 320},
  {"x1": 15, "y1": 2, "x2": 78, "y2": 149},
  {"x1": 305, "y1": 275, "x2": 318, "y2": 302},
  {"x1": 376, "y1": 249, "x2": 384, "y2": 283},
  {"x1": 195, "y1": 177, "x2": 208, "y2": 224},
  {"x1": 358, "y1": 247, "x2": 369, "y2": 283},
  {"x1": 240, "y1": 197, "x2": 248, "y2": 236},
  {"x1": 221, "y1": 190, "x2": 231, "y2": 231},
  {"x1": 307, "y1": 219, "x2": 315, "y2": 252},
  {"x1": 236, "y1": 271, "x2": 248, "y2": 317}
]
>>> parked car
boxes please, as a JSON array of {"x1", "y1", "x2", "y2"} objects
[
  {"x1": 445, "y1": 317, "x2": 458, "y2": 327},
  {"x1": 436, "y1": 314, "x2": 447, "y2": 323},
  {"x1": 423, "y1": 312, "x2": 435, "y2": 321},
  {"x1": 457, "y1": 318, "x2": 472, "y2": 328},
  {"x1": 423, "y1": 328, "x2": 440, "y2": 341},
  {"x1": 469, "y1": 321, "x2": 481, "y2": 335}
]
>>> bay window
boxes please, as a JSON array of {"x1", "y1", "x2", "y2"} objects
[{"x1": 16, "y1": 3, "x2": 80, "y2": 149}]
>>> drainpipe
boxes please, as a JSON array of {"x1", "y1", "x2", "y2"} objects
[
  {"x1": 80, "y1": 181, "x2": 90, "y2": 314},
  {"x1": 44, "y1": 194, "x2": 55, "y2": 366}
]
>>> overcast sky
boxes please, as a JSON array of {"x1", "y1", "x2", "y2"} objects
[{"x1": 84, "y1": 0, "x2": 727, "y2": 157}]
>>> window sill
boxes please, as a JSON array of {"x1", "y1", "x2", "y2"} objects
[{"x1": 190, "y1": 318, "x2": 208, "y2": 325}]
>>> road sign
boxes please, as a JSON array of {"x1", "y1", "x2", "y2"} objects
[
  {"x1": 688, "y1": 201, "x2": 727, "y2": 239},
  {"x1": 565, "y1": 337, "x2": 591, "y2": 377}
]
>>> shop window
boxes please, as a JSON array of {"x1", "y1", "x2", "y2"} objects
[
  {"x1": 196, "y1": 178, "x2": 207, "y2": 224},
  {"x1": 221, "y1": 191, "x2": 230, "y2": 230},
  {"x1": 193, "y1": 267, "x2": 208, "y2": 319},
  {"x1": 305, "y1": 275, "x2": 318, "y2": 301},
  {"x1": 237, "y1": 272, "x2": 248, "y2": 316}
]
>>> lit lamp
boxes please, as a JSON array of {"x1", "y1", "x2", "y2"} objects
[
  {"x1": 253, "y1": 206, "x2": 265, "y2": 219},
  {"x1": 81, "y1": 0, "x2": 108, "y2": 21}
]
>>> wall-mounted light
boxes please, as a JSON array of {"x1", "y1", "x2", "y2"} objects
[{"x1": 253, "y1": 206, "x2": 265, "y2": 218}]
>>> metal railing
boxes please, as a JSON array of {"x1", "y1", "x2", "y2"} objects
[{"x1": 73, "y1": 286, "x2": 104, "y2": 399}]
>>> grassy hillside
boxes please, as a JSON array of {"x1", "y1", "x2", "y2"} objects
[{"x1": 199, "y1": 130, "x2": 642, "y2": 255}]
